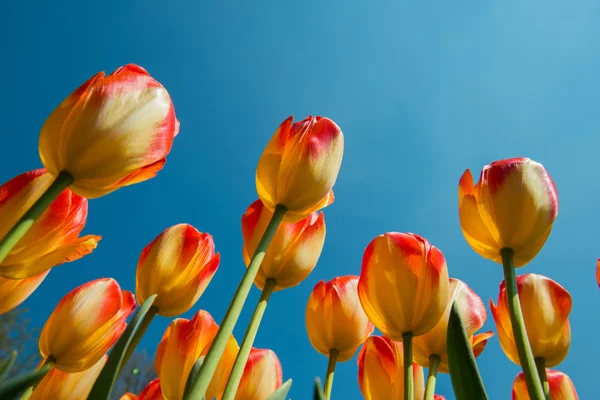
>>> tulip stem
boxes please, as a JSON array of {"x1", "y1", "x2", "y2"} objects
[
  {"x1": 0, "y1": 357, "x2": 55, "y2": 398},
  {"x1": 403, "y1": 332, "x2": 414, "y2": 400},
  {"x1": 501, "y1": 248, "x2": 545, "y2": 400},
  {"x1": 221, "y1": 278, "x2": 277, "y2": 400},
  {"x1": 324, "y1": 349, "x2": 338, "y2": 400},
  {"x1": 118, "y1": 305, "x2": 158, "y2": 376},
  {"x1": 185, "y1": 205, "x2": 287, "y2": 400},
  {"x1": 535, "y1": 357, "x2": 551, "y2": 400},
  {"x1": 424, "y1": 355, "x2": 440, "y2": 400},
  {"x1": 0, "y1": 171, "x2": 73, "y2": 264}
]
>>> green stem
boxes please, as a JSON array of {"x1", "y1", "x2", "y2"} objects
[
  {"x1": 403, "y1": 332, "x2": 414, "y2": 400},
  {"x1": 118, "y1": 305, "x2": 158, "y2": 376},
  {"x1": 0, "y1": 357, "x2": 55, "y2": 398},
  {"x1": 535, "y1": 357, "x2": 551, "y2": 400},
  {"x1": 0, "y1": 171, "x2": 73, "y2": 264},
  {"x1": 501, "y1": 248, "x2": 545, "y2": 400},
  {"x1": 185, "y1": 205, "x2": 287, "y2": 400},
  {"x1": 323, "y1": 349, "x2": 338, "y2": 400},
  {"x1": 424, "y1": 354, "x2": 440, "y2": 400},
  {"x1": 221, "y1": 278, "x2": 277, "y2": 400}
]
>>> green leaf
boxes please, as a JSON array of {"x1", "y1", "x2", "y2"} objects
[
  {"x1": 0, "y1": 361, "x2": 53, "y2": 399},
  {"x1": 313, "y1": 378, "x2": 326, "y2": 400},
  {"x1": 267, "y1": 378, "x2": 292, "y2": 400},
  {"x1": 184, "y1": 356, "x2": 205, "y2": 399},
  {"x1": 0, "y1": 351, "x2": 17, "y2": 382},
  {"x1": 88, "y1": 294, "x2": 157, "y2": 400},
  {"x1": 447, "y1": 301, "x2": 488, "y2": 400}
]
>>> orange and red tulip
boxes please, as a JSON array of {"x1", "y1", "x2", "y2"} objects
[
  {"x1": 241, "y1": 199, "x2": 325, "y2": 291},
  {"x1": 30, "y1": 355, "x2": 107, "y2": 400},
  {"x1": 0, "y1": 271, "x2": 49, "y2": 314},
  {"x1": 154, "y1": 310, "x2": 238, "y2": 400},
  {"x1": 136, "y1": 224, "x2": 220, "y2": 317},
  {"x1": 357, "y1": 335, "x2": 425, "y2": 400},
  {"x1": 491, "y1": 274, "x2": 571, "y2": 367},
  {"x1": 0, "y1": 169, "x2": 100, "y2": 279},
  {"x1": 234, "y1": 348, "x2": 282, "y2": 400},
  {"x1": 256, "y1": 115, "x2": 343, "y2": 221},
  {"x1": 306, "y1": 276, "x2": 374, "y2": 361},
  {"x1": 434, "y1": 396, "x2": 446, "y2": 400},
  {"x1": 512, "y1": 370, "x2": 578, "y2": 400},
  {"x1": 38, "y1": 64, "x2": 180, "y2": 198},
  {"x1": 458, "y1": 157, "x2": 558, "y2": 267},
  {"x1": 358, "y1": 232, "x2": 449, "y2": 339},
  {"x1": 119, "y1": 379, "x2": 164, "y2": 400},
  {"x1": 413, "y1": 278, "x2": 493, "y2": 373},
  {"x1": 39, "y1": 278, "x2": 135, "y2": 372}
]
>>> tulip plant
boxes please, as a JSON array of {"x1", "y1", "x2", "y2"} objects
[{"x1": 0, "y1": 62, "x2": 580, "y2": 400}]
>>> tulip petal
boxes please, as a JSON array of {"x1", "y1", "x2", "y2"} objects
[{"x1": 0, "y1": 271, "x2": 50, "y2": 314}]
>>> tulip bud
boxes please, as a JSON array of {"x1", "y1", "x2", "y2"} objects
[
  {"x1": 234, "y1": 348, "x2": 282, "y2": 400},
  {"x1": 39, "y1": 278, "x2": 135, "y2": 372},
  {"x1": 413, "y1": 279, "x2": 493, "y2": 373},
  {"x1": 154, "y1": 310, "x2": 238, "y2": 400},
  {"x1": 358, "y1": 232, "x2": 449, "y2": 339},
  {"x1": 491, "y1": 274, "x2": 571, "y2": 367},
  {"x1": 0, "y1": 169, "x2": 100, "y2": 279},
  {"x1": 458, "y1": 157, "x2": 558, "y2": 267},
  {"x1": 306, "y1": 276, "x2": 374, "y2": 361},
  {"x1": 512, "y1": 370, "x2": 578, "y2": 400},
  {"x1": 30, "y1": 355, "x2": 107, "y2": 400},
  {"x1": 39, "y1": 64, "x2": 179, "y2": 198},
  {"x1": 256, "y1": 116, "x2": 343, "y2": 221},
  {"x1": 136, "y1": 224, "x2": 219, "y2": 317},
  {"x1": 0, "y1": 271, "x2": 49, "y2": 314},
  {"x1": 242, "y1": 199, "x2": 325, "y2": 291},
  {"x1": 357, "y1": 336, "x2": 425, "y2": 400}
]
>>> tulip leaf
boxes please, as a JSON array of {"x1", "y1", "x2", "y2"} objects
[
  {"x1": 0, "y1": 360, "x2": 53, "y2": 399},
  {"x1": 184, "y1": 356, "x2": 205, "y2": 399},
  {"x1": 313, "y1": 378, "x2": 326, "y2": 400},
  {"x1": 447, "y1": 301, "x2": 488, "y2": 400},
  {"x1": 88, "y1": 294, "x2": 158, "y2": 400},
  {"x1": 0, "y1": 351, "x2": 17, "y2": 382},
  {"x1": 267, "y1": 378, "x2": 292, "y2": 400}
]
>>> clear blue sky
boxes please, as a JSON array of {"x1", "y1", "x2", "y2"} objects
[{"x1": 1, "y1": 1, "x2": 598, "y2": 399}]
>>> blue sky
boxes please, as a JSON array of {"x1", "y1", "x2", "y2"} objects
[{"x1": 2, "y1": 0, "x2": 599, "y2": 398}]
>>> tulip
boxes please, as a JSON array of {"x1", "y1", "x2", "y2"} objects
[
  {"x1": 513, "y1": 370, "x2": 579, "y2": 400},
  {"x1": 596, "y1": 259, "x2": 600, "y2": 288},
  {"x1": 0, "y1": 271, "x2": 49, "y2": 314},
  {"x1": 30, "y1": 354, "x2": 107, "y2": 400},
  {"x1": 38, "y1": 64, "x2": 179, "y2": 199},
  {"x1": 256, "y1": 115, "x2": 344, "y2": 221},
  {"x1": 434, "y1": 396, "x2": 446, "y2": 400},
  {"x1": 155, "y1": 310, "x2": 238, "y2": 400},
  {"x1": 233, "y1": 348, "x2": 282, "y2": 400},
  {"x1": 0, "y1": 169, "x2": 100, "y2": 279},
  {"x1": 241, "y1": 199, "x2": 326, "y2": 291},
  {"x1": 136, "y1": 224, "x2": 220, "y2": 317},
  {"x1": 491, "y1": 274, "x2": 571, "y2": 368},
  {"x1": 357, "y1": 336, "x2": 425, "y2": 400},
  {"x1": 119, "y1": 379, "x2": 164, "y2": 400},
  {"x1": 39, "y1": 278, "x2": 135, "y2": 372}
]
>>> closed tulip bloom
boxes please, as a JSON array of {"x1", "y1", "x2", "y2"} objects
[
  {"x1": 513, "y1": 370, "x2": 579, "y2": 400},
  {"x1": 30, "y1": 355, "x2": 107, "y2": 400},
  {"x1": 39, "y1": 64, "x2": 179, "y2": 198},
  {"x1": 155, "y1": 310, "x2": 238, "y2": 400},
  {"x1": 0, "y1": 271, "x2": 49, "y2": 314},
  {"x1": 0, "y1": 169, "x2": 100, "y2": 279},
  {"x1": 306, "y1": 276, "x2": 374, "y2": 361},
  {"x1": 458, "y1": 157, "x2": 558, "y2": 267},
  {"x1": 234, "y1": 348, "x2": 282, "y2": 400},
  {"x1": 242, "y1": 199, "x2": 325, "y2": 291},
  {"x1": 256, "y1": 115, "x2": 343, "y2": 221},
  {"x1": 39, "y1": 278, "x2": 135, "y2": 372},
  {"x1": 357, "y1": 336, "x2": 425, "y2": 400},
  {"x1": 413, "y1": 278, "x2": 494, "y2": 373},
  {"x1": 358, "y1": 232, "x2": 449, "y2": 339},
  {"x1": 490, "y1": 274, "x2": 572, "y2": 367},
  {"x1": 136, "y1": 224, "x2": 220, "y2": 317}
]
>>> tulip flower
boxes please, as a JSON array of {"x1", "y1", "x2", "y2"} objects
[
  {"x1": 30, "y1": 355, "x2": 106, "y2": 400},
  {"x1": 256, "y1": 115, "x2": 344, "y2": 221},
  {"x1": 513, "y1": 370, "x2": 579, "y2": 400},
  {"x1": 305, "y1": 276, "x2": 374, "y2": 399},
  {"x1": 0, "y1": 271, "x2": 49, "y2": 314},
  {"x1": 434, "y1": 396, "x2": 446, "y2": 400},
  {"x1": 38, "y1": 64, "x2": 179, "y2": 199},
  {"x1": 233, "y1": 348, "x2": 282, "y2": 400},
  {"x1": 136, "y1": 223, "x2": 220, "y2": 317},
  {"x1": 39, "y1": 278, "x2": 135, "y2": 372},
  {"x1": 357, "y1": 335, "x2": 425, "y2": 400},
  {"x1": 241, "y1": 199, "x2": 326, "y2": 291},
  {"x1": 596, "y1": 259, "x2": 600, "y2": 288},
  {"x1": 120, "y1": 379, "x2": 164, "y2": 400},
  {"x1": 0, "y1": 169, "x2": 100, "y2": 279},
  {"x1": 154, "y1": 310, "x2": 238, "y2": 400}
]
